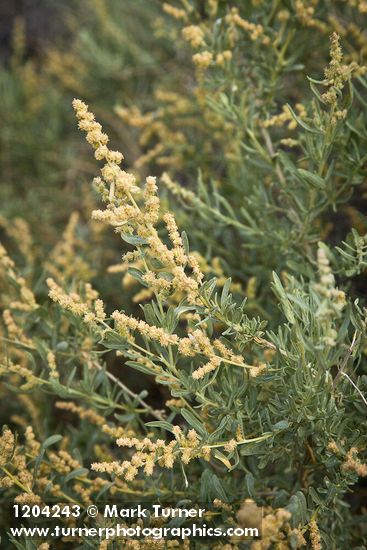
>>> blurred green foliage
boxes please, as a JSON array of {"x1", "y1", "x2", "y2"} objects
[{"x1": 1, "y1": 1, "x2": 367, "y2": 549}]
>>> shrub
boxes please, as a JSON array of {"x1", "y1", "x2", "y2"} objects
[{"x1": 1, "y1": 1, "x2": 367, "y2": 549}]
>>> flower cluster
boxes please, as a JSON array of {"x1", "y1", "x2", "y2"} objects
[
  {"x1": 92, "y1": 426, "x2": 211, "y2": 482},
  {"x1": 322, "y1": 32, "x2": 364, "y2": 111},
  {"x1": 182, "y1": 25, "x2": 205, "y2": 49},
  {"x1": 0, "y1": 424, "x2": 120, "y2": 509},
  {"x1": 342, "y1": 447, "x2": 367, "y2": 477},
  {"x1": 309, "y1": 519, "x2": 321, "y2": 550},
  {"x1": 45, "y1": 212, "x2": 93, "y2": 282},
  {"x1": 313, "y1": 246, "x2": 346, "y2": 346},
  {"x1": 47, "y1": 277, "x2": 105, "y2": 325},
  {"x1": 73, "y1": 99, "x2": 204, "y2": 305},
  {"x1": 226, "y1": 7, "x2": 270, "y2": 45},
  {"x1": 0, "y1": 244, "x2": 37, "y2": 312}
]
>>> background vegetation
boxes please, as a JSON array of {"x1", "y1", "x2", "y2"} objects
[{"x1": 1, "y1": 1, "x2": 367, "y2": 548}]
